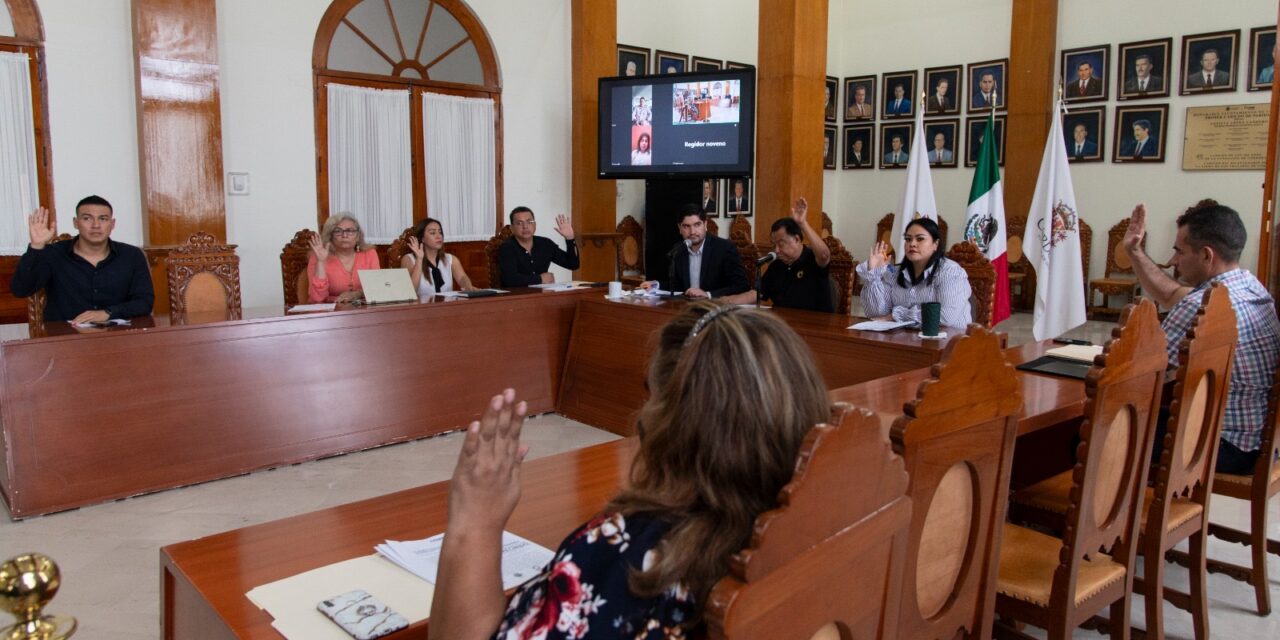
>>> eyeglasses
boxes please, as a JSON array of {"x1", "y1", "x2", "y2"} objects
[
  {"x1": 333, "y1": 228, "x2": 360, "y2": 236},
  {"x1": 512, "y1": 220, "x2": 536, "y2": 227}
]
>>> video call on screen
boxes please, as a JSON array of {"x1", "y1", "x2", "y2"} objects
[{"x1": 610, "y1": 79, "x2": 744, "y2": 168}]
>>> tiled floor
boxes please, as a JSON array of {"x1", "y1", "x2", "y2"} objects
[{"x1": 1, "y1": 311, "x2": 1276, "y2": 639}]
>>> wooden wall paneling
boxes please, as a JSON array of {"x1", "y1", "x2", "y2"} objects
[
  {"x1": 1003, "y1": 0, "x2": 1059, "y2": 225},
  {"x1": 132, "y1": 0, "x2": 228, "y2": 246},
  {"x1": 1260, "y1": 1, "x2": 1280, "y2": 290},
  {"x1": 570, "y1": 0, "x2": 617, "y2": 281},
  {"x1": 754, "y1": 0, "x2": 828, "y2": 245}
]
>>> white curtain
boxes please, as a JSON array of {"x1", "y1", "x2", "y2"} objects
[
  {"x1": 327, "y1": 83, "x2": 413, "y2": 243},
  {"x1": 422, "y1": 92, "x2": 495, "y2": 241},
  {"x1": 0, "y1": 52, "x2": 39, "y2": 255}
]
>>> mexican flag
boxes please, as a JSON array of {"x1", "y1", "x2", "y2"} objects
[{"x1": 964, "y1": 112, "x2": 1011, "y2": 325}]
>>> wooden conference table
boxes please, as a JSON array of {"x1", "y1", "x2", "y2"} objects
[
  {"x1": 160, "y1": 339, "x2": 1086, "y2": 639},
  {"x1": 0, "y1": 290, "x2": 951, "y2": 518}
]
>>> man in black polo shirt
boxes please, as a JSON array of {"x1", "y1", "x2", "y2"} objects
[
  {"x1": 726, "y1": 197, "x2": 833, "y2": 312},
  {"x1": 497, "y1": 206, "x2": 580, "y2": 286},
  {"x1": 11, "y1": 195, "x2": 154, "y2": 323}
]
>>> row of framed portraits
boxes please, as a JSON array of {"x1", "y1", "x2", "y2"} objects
[
  {"x1": 693, "y1": 177, "x2": 754, "y2": 218},
  {"x1": 822, "y1": 104, "x2": 1172, "y2": 170},
  {"x1": 616, "y1": 45, "x2": 751, "y2": 77},
  {"x1": 1056, "y1": 26, "x2": 1276, "y2": 105},
  {"x1": 825, "y1": 58, "x2": 1008, "y2": 123}
]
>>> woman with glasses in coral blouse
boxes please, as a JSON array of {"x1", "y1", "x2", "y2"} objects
[{"x1": 307, "y1": 213, "x2": 381, "y2": 303}]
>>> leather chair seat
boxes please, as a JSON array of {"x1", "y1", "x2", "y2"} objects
[{"x1": 997, "y1": 522, "x2": 1126, "y2": 607}]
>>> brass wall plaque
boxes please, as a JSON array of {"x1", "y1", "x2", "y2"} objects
[{"x1": 1182, "y1": 103, "x2": 1269, "y2": 170}]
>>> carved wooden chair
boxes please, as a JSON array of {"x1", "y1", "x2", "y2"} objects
[
  {"x1": 385, "y1": 225, "x2": 417, "y2": 269},
  {"x1": 26, "y1": 233, "x2": 74, "y2": 338},
  {"x1": 1088, "y1": 219, "x2": 1143, "y2": 318},
  {"x1": 1005, "y1": 217, "x2": 1034, "y2": 312},
  {"x1": 891, "y1": 325, "x2": 1021, "y2": 640},
  {"x1": 484, "y1": 225, "x2": 512, "y2": 287},
  {"x1": 729, "y1": 214, "x2": 751, "y2": 243},
  {"x1": 1188, "y1": 341, "x2": 1280, "y2": 615},
  {"x1": 996, "y1": 299, "x2": 1166, "y2": 640},
  {"x1": 727, "y1": 215, "x2": 758, "y2": 288},
  {"x1": 946, "y1": 242, "x2": 995, "y2": 328},
  {"x1": 615, "y1": 215, "x2": 644, "y2": 286},
  {"x1": 820, "y1": 211, "x2": 833, "y2": 239},
  {"x1": 823, "y1": 235, "x2": 855, "y2": 314},
  {"x1": 1078, "y1": 217, "x2": 1093, "y2": 309},
  {"x1": 706, "y1": 217, "x2": 720, "y2": 236},
  {"x1": 704, "y1": 406, "x2": 912, "y2": 640},
  {"x1": 166, "y1": 231, "x2": 242, "y2": 320},
  {"x1": 280, "y1": 229, "x2": 314, "y2": 306},
  {"x1": 1012, "y1": 286, "x2": 1236, "y2": 639}
]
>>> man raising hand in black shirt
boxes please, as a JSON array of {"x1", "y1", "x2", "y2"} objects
[{"x1": 497, "y1": 206, "x2": 580, "y2": 287}]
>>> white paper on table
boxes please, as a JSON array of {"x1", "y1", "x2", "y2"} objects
[
  {"x1": 434, "y1": 291, "x2": 467, "y2": 298},
  {"x1": 849, "y1": 319, "x2": 915, "y2": 332},
  {"x1": 246, "y1": 554, "x2": 432, "y2": 640},
  {"x1": 1045, "y1": 344, "x2": 1102, "y2": 363},
  {"x1": 287, "y1": 303, "x2": 337, "y2": 313},
  {"x1": 69, "y1": 318, "x2": 131, "y2": 328},
  {"x1": 376, "y1": 531, "x2": 553, "y2": 590},
  {"x1": 627, "y1": 287, "x2": 670, "y2": 297}
]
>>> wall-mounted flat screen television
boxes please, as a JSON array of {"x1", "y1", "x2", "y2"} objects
[{"x1": 598, "y1": 68, "x2": 755, "y2": 178}]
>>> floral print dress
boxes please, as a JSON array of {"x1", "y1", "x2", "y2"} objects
[{"x1": 493, "y1": 512, "x2": 697, "y2": 639}]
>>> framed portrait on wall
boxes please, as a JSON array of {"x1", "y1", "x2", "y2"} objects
[
  {"x1": 1063, "y1": 107, "x2": 1106, "y2": 163},
  {"x1": 965, "y1": 115, "x2": 1006, "y2": 167},
  {"x1": 691, "y1": 56, "x2": 722, "y2": 72},
  {"x1": 923, "y1": 65, "x2": 962, "y2": 116},
  {"x1": 824, "y1": 125, "x2": 837, "y2": 169},
  {"x1": 698, "y1": 178, "x2": 720, "y2": 218},
  {"x1": 843, "y1": 75, "x2": 876, "y2": 120},
  {"x1": 617, "y1": 44, "x2": 649, "y2": 78},
  {"x1": 1112, "y1": 104, "x2": 1168, "y2": 163},
  {"x1": 1249, "y1": 26, "x2": 1277, "y2": 91},
  {"x1": 880, "y1": 123, "x2": 912, "y2": 169},
  {"x1": 654, "y1": 50, "x2": 688, "y2": 75},
  {"x1": 967, "y1": 58, "x2": 1008, "y2": 112},
  {"x1": 825, "y1": 76, "x2": 838, "y2": 122},
  {"x1": 923, "y1": 119, "x2": 959, "y2": 168},
  {"x1": 725, "y1": 177, "x2": 752, "y2": 217},
  {"x1": 843, "y1": 124, "x2": 875, "y2": 170},
  {"x1": 725, "y1": 61, "x2": 753, "y2": 71},
  {"x1": 1116, "y1": 37, "x2": 1172, "y2": 100},
  {"x1": 1062, "y1": 45, "x2": 1110, "y2": 103},
  {"x1": 881, "y1": 70, "x2": 917, "y2": 119},
  {"x1": 1180, "y1": 30, "x2": 1240, "y2": 95}
]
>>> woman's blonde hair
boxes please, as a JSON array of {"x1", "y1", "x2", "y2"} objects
[
  {"x1": 607, "y1": 301, "x2": 829, "y2": 615},
  {"x1": 320, "y1": 213, "x2": 373, "y2": 251}
]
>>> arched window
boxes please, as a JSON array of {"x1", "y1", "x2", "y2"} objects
[
  {"x1": 313, "y1": 0, "x2": 502, "y2": 243},
  {"x1": 0, "y1": 0, "x2": 52, "y2": 254}
]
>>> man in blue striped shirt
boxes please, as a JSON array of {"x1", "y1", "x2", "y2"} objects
[{"x1": 1124, "y1": 199, "x2": 1280, "y2": 474}]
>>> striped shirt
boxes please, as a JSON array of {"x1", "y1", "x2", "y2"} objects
[
  {"x1": 856, "y1": 258, "x2": 973, "y2": 327},
  {"x1": 1163, "y1": 268, "x2": 1280, "y2": 452}
]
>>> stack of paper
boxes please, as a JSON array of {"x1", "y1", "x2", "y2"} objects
[
  {"x1": 1045, "y1": 344, "x2": 1103, "y2": 363},
  {"x1": 376, "y1": 531, "x2": 554, "y2": 590},
  {"x1": 849, "y1": 319, "x2": 915, "y2": 332}
]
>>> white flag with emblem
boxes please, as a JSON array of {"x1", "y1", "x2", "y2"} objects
[
  {"x1": 1024, "y1": 100, "x2": 1087, "y2": 340},
  {"x1": 894, "y1": 98, "x2": 937, "y2": 258}
]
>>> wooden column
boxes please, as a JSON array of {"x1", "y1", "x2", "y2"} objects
[
  {"x1": 571, "y1": 0, "x2": 617, "y2": 281},
  {"x1": 1004, "y1": 0, "x2": 1058, "y2": 224},
  {"x1": 1258, "y1": 1, "x2": 1280, "y2": 290},
  {"x1": 131, "y1": 0, "x2": 227, "y2": 247},
  {"x1": 754, "y1": 0, "x2": 828, "y2": 245}
]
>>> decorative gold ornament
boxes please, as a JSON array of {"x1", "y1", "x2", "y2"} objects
[{"x1": 1, "y1": 554, "x2": 76, "y2": 639}]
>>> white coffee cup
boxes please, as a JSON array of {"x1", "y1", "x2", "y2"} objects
[{"x1": 608, "y1": 281, "x2": 623, "y2": 298}]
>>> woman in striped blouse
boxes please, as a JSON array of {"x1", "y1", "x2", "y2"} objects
[{"x1": 855, "y1": 217, "x2": 972, "y2": 327}]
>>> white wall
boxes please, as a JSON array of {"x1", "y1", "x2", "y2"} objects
[{"x1": 37, "y1": 0, "x2": 573, "y2": 307}]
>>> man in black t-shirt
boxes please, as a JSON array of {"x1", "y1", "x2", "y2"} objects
[{"x1": 724, "y1": 197, "x2": 833, "y2": 312}]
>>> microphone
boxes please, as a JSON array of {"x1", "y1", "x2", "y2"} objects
[
  {"x1": 667, "y1": 239, "x2": 690, "y2": 258},
  {"x1": 756, "y1": 251, "x2": 777, "y2": 266}
]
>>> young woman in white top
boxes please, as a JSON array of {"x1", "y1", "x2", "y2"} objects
[
  {"x1": 400, "y1": 217, "x2": 476, "y2": 298},
  {"x1": 855, "y1": 217, "x2": 972, "y2": 327}
]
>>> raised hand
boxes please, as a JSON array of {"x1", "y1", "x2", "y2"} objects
[
  {"x1": 790, "y1": 197, "x2": 809, "y2": 222},
  {"x1": 554, "y1": 214, "x2": 575, "y2": 240},
  {"x1": 407, "y1": 236, "x2": 425, "y2": 262},
  {"x1": 447, "y1": 389, "x2": 529, "y2": 531},
  {"x1": 867, "y1": 241, "x2": 890, "y2": 270},
  {"x1": 1123, "y1": 203, "x2": 1146, "y2": 253},
  {"x1": 28, "y1": 207, "x2": 55, "y2": 249},
  {"x1": 307, "y1": 231, "x2": 330, "y2": 263}
]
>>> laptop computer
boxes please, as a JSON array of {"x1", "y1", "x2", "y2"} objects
[{"x1": 357, "y1": 268, "x2": 418, "y2": 305}]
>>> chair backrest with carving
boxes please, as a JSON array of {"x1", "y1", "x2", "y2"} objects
[
  {"x1": 1150, "y1": 284, "x2": 1236, "y2": 531},
  {"x1": 820, "y1": 212, "x2": 833, "y2": 239},
  {"x1": 484, "y1": 225, "x2": 513, "y2": 287},
  {"x1": 737, "y1": 239, "x2": 759, "y2": 289},
  {"x1": 166, "y1": 231, "x2": 242, "y2": 319},
  {"x1": 823, "y1": 235, "x2": 856, "y2": 314},
  {"x1": 1104, "y1": 219, "x2": 1143, "y2": 278},
  {"x1": 26, "y1": 233, "x2": 74, "y2": 336},
  {"x1": 890, "y1": 325, "x2": 1020, "y2": 640},
  {"x1": 1079, "y1": 217, "x2": 1093, "y2": 301},
  {"x1": 616, "y1": 215, "x2": 644, "y2": 277},
  {"x1": 729, "y1": 214, "x2": 751, "y2": 244},
  {"x1": 1054, "y1": 299, "x2": 1166, "y2": 613},
  {"x1": 385, "y1": 225, "x2": 417, "y2": 269},
  {"x1": 706, "y1": 217, "x2": 720, "y2": 236},
  {"x1": 280, "y1": 229, "x2": 314, "y2": 306},
  {"x1": 1252, "y1": 355, "x2": 1280, "y2": 496},
  {"x1": 705, "y1": 407, "x2": 912, "y2": 640},
  {"x1": 945, "y1": 242, "x2": 996, "y2": 327},
  {"x1": 1005, "y1": 217, "x2": 1031, "y2": 274}
]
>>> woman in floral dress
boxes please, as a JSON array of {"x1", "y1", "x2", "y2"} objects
[{"x1": 429, "y1": 301, "x2": 831, "y2": 639}]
